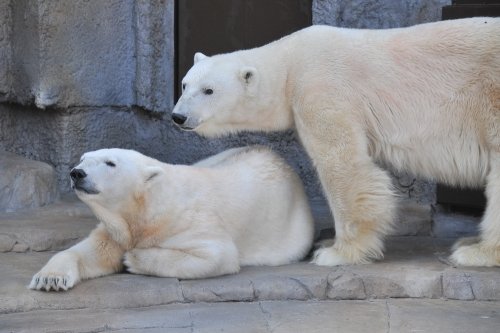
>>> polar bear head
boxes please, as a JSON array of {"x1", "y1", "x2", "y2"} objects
[
  {"x1": 172, "y1": 52, "x2": 259, "y2": 136},
  {"x1": 70, "y1": 149, "x2": 162, "y2": 210},
  {"x1": 172, "y1": 49, "x2": 293, "y2": 136}
]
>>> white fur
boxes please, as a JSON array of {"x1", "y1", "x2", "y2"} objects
[
  {"x1": 172, "y1": 18, "x2": 500, "y2": 267},
  {"x1": 29, "y1": 147, "x2": 314, "y2": 291}
]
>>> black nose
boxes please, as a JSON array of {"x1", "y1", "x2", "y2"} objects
[
  {"x1": 70, "y1": 168, "x2": 87, "y2": 182},
  {"x1": 172, "y1": 113, "x2": 187, "y2": 125}
]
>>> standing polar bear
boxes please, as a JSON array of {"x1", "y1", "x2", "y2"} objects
[
  {"x1": 29, "y1": 147, "x2": 314, "y2": 291},
  {"x1": 172, "y1": 17, "x2": 500, "y2": 267}
]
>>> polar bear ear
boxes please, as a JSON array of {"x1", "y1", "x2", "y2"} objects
[
  {"x1": 194, "y1": 52, "x2": 208, "y2": 64},
  {"x1": 239, "y1": 67, "x2": 258, "y2": 94},
  {"x1": 144, "y1": 166, "x2": 163, "y2": 184}
]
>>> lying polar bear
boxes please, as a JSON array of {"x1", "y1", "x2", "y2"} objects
[
  {"x1": 172, "y1": 17, "x2": 500, "y2": 267},
  {"x1": 29, "y1": 147, "x2": 314, "y2": 291}
]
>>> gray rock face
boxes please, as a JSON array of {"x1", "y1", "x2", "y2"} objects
[
  {"x1": 433, "y1": 211, "x2": 480, "y2": 238},
  {"x1": 0, "y1": 151, "x2": 58, "y2": 212},
  {"x1": 134, "y1": 0, "x2": 175, "y2": 113},
  {"x1": 0, "y1": 0, "x2": 12, "y2": 102},
  {"x1": 313, "y1": 0, "x2": 451, "y2": 28},
  {"x1": 2, "y1": 0, "x2": 174, "y2": 111}
]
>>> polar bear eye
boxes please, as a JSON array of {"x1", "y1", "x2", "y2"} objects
[
  {"x1": 203, "y1": 88, "x2": 213, "y2": 95},
  {"x1": 105, "y1": 161, "x2": 116, "y2": 167},
  {"x1": 182, "y1": 83, "x2": 186, "y2": 91}
]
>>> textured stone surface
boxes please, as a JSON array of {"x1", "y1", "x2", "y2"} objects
[
  {"x1": 388, "y1": 299, "x2": 500, "y2": 333},
  {"x1": 0, "y1": 150, "x2": 58, "y2": 212},
  {"x1": 262, "y1": 300, "x2": 388, "y2": 333},
  {"x1": 8, "y1": 0, "x2": 40, "y2": 105},
  {"x1": 134, "y1": 0, "x2": 175, "y2": 112},
  {"x1": 1, "y1": 299, "x2": 499, "y2": 333},
  {"x1": 393, "y1": 201, "x2": 432, "y2": 236},
  {"x1": 180, "y1": 275, "x2": 255, "y2": 303},
  {"x1": 2, "y1": 236, "x2": 500, "y2": 314},
  {"x1": 2, "y1": 0, "x2": 174, "y2": 110},
  {"x1": 0, "y1": 0, "x2": 12, "y2": 101},
  {"x1": 35, "y1": 0, "x2": 136, "y2": 108},
  {"x1": 443, "y1": 271, "x2": 476, "y2": 300},
  {"x1": 394, "y1": 171, "x2": 436, "y2": 205},
  {"x1": 0, "y1": 196, "x2": 94, "y2": 252},
  {"x1": 433, "y1": 211, "x2": 480, "y2": 238},
  {"x1": 327, "y1": 271, "x2": 366, "y2": 300},
  {"x1": 312, "y1": 0, "x2": 451, "y2": 28}
]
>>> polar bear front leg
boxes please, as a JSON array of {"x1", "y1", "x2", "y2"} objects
[
  {"x1": 451, "y1": 154, "x2": 500, "y2": 266},
  {"x1": 296, "y1": 107, "x2": 396, "y2": 266},
  {"x1": 124, "y1": 238, "x2": 240, "y2": 279},
  {"x1": 29, "y1": 224, "x2": 124, "y2": 291},
  {"x1": 311, "y1": 160, "x2": 396, "y2": 265}
]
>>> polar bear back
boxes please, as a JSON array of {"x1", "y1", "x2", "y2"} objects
[
  {"x1": 192, "y1": 147, "x2": 314, "y2": 266},
  {"x1": 285, "y1": 18, "x2": 500, "y2": 186}
]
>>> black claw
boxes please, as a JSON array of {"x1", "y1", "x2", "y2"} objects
[
  {"x1": 63, "y1": 278, "x2": 67, "y2": 286},
  {"x1": 35, "y1": 277, "x2": 40, "y2": 284},
  {"x1": 43, "y1": 277, "x2": 48, "y2": 284}
]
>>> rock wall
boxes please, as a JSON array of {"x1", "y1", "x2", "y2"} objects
[
  {"x1": 1, "y1": 0, "x2": 173, "y2": 111},
  {"x1": 0, "y1": 0, "x2": 12, "y2": 102},
  {"x1": 0, "y1": 0, "x2": 447, "y2": 215},
  {"x1": 313, "y1": 0, "x2": 450, "y2": 28}
]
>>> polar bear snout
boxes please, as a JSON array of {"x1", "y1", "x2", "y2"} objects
[
  {"x1": 70, "y1": 168, "x2": 99, "y2": 195},
  {"x1": 172, "y1": 113, "x2": 187, "y2": 125},
  {"x1": 70, "y1": 168, "x2": 87, "y2": 182}
]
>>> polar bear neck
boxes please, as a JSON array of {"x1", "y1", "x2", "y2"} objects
[{"x1": 233, "y1": 38, "x2": 296, "y2": 132}]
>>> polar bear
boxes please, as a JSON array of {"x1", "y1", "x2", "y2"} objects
[
  {"x1": 29, "y1": 147, "x2": 314, "y2": 291},
  {"x1": 172, "y1": 17, "x2": 500, "y2": 267}
]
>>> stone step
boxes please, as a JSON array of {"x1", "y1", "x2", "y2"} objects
[
  {"x1": 1, "y1": 299, "x2": 499, "y2": 333},
  {"x1": 2, "y1": 237, "x2": 499, "y2": 315},
  {"x1": 0, "y1": 195, "x2": 95, "y2": 252}
]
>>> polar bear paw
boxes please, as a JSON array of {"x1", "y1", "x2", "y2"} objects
[
  {"x1": 450, "y1": 239, "x2": 500, "y2": 267},
  {"x1": 28, "y1": 253, "x2": 79, "y2": 291},
  {"x1": 123, "y1": 249, "x2": 149, "y2": 275},
  {"x1": 311, "y1": 246, "x2": 354, "y2": 266},
  {"x1": 29, "y1": 272, "x2": 77, "y2": 291}
]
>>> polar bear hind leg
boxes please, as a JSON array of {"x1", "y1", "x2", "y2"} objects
[
  {"x1": 124, "y1": 238, "x2": 240, "y2": 279},
  {"x1": 451, "y1": 152, "x2": 500, "y2": 266}
]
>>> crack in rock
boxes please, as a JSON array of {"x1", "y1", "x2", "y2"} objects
[
  {"x1": 467, "y1": 274, "x2": 476, "y2": 300},
  {"x1": 288, "y1": 277, "x2": 314, "y2": 299},
  {"x1": 385, "y1": 300, "x2": 392, "y2": 333},
  {"x1": 258, "y1": 301, "x2": 273, "y2": 333}
]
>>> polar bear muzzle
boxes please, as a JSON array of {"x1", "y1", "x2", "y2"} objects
[
  {"x1": 70, "y1": 168, "x2": 99, "y2": 195},
  {"x1": 171, "y1": 113, "x2": 187, "y2": 126}
]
